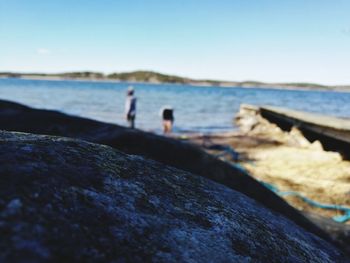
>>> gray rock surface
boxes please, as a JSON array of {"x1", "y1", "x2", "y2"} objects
[
  {"x1": 0, "y1": 131, "x2": 347, "y2": 262},
  {"x1": 0, "y1": 99, "x2": 335, "y2": 247}
]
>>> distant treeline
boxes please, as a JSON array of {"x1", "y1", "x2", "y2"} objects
[
  {"x1": 0, "y1": 71, "x2": 190, "y2": 83},
  {"x1": 107, "y1": 71, "x2": 191, "y2": 83},
  {"x1": 0, "y1": 70, "x2": 348, "y2": 91}
]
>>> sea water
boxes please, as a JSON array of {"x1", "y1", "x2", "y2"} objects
[{"x1": 0, "y1": 78, "x2": 349, "y2": 134}]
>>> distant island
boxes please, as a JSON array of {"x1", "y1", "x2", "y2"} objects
[{"x1": 1, "y1": 70, "x2": 349, "y2": 92}]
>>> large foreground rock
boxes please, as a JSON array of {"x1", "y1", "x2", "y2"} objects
[
  {"x1": 0, "y1": 99, "x2": 335, "y2": 247},
  {"x1": 0, "y1": 131, "x2": 347, "y2": 262}
]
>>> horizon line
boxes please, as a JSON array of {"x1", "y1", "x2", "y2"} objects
[{"x1": 1, "y1": 69, "x2": 349, "y2": 87}]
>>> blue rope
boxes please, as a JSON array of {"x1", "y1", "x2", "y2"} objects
[
  {"x1": 215, "y1": 145, "x2": 350, "y2": 223},
  {"x1": 212, "y1": 145, "x2": 240, "y2": 161},
  {"x1": 261, "y1": 182, "x2": 350, "y2": 223}
]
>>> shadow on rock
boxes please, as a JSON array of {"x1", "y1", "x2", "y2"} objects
[
  {"x1": 0, "y1": 99, "x2": 348, "y2": 255},
  {"x1": 0, "y1": 131, "x2": 348, "y2": 262}
]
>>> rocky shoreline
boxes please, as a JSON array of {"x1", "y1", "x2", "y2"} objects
[
  {"x1": 187, "y1": 104, "x2": 350, "y2": 254},
  {"x1": 0, "y1": 99, "x2": 349, "y2": 261}
]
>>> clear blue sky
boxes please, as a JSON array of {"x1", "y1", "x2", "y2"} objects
[{"x1": 1, "y1": 0, "x2": 350, "y2": 85}]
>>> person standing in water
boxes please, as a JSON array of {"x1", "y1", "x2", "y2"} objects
[
  {"x1": 161, "y1": 106, "x2": 174, "y2": 134},
  {"x1": 125, "y1": 86, "x2": 137, "y2": 128}
]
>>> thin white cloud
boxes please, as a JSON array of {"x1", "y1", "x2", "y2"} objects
[{"x1": 36, "y1": 48, "x2": 51, "y2": 55}]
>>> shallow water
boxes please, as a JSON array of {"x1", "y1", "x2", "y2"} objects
[{"x1": 0, "y1": 78, "x2": 349, "y2": 134}]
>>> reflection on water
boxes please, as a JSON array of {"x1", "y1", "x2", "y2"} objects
[{"x1": 0, "y1": 78, "x2": 349, "y2": 134}]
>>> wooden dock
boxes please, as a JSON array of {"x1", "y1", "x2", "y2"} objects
[{"x1": 246, "y1": 105, "x2": 350, "y2": 159}]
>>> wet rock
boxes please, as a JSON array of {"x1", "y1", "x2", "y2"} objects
[{"x1": 0, "y1": 131, "x2": 348, "y2": 262}]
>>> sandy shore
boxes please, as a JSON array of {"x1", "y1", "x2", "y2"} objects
[{"x1": 184, "y1": 110, "x2": 350, "y2": 222}]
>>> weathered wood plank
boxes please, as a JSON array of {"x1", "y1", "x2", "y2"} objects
[{"x1": 254, "y1": 105, "x2": 350, "y2": 158}]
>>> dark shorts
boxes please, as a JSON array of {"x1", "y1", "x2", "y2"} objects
[
  {"x1": 127, "y1": 114, "x2": 135, "y2": 121},
  {"x1": 162, "y1": 109, "x2": 174, "y2": 121},
  {"x1": 163, "y1": 117, "x2": 174, "y2": 122}
]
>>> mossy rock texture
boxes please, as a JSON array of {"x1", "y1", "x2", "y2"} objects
[{"x1": 0, "y1": 131, "x2": 347, "y2": 262}]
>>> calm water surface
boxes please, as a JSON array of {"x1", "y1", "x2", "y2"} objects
[{"x1": 0, "y1": 78, "x2": 349, "y2": 134}]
